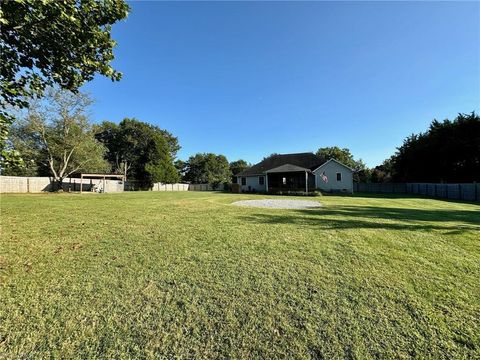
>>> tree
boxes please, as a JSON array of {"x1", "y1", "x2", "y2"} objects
[
  {"x1": 229, "y1": 159, "x2": 250, "y2": 182},
  {"x1": 1, "y1": 121, "x2": 39, "y2": 177},
  {"x1": 0, "y1": 0, "x2": 129, "y2": 167},
  {"x1": 95, "y1": 119, "x2": 179, "y2": 189},
  {"x1": 316, "y1": 146, "x2": 368, "y2": 181},
  {"x1": 146, "y1": 161, "x2": 180, "y2": 186},
  {"x1": 229, "y1": 159, "x2": 250, "y2": 175},
  {"x1": 6, "y1": 88, "x2": 109, "y2": 189},
  {"x1": 175, "y1": 159, "x2": 187, "y2": 179},
  {"x1": 160, "y1": 130, "x2": 181, "y2": 159},
  {"x1": 184, "y1": 153, "x2": 232, "y2": 188},
  {"x1": 355, "y1": 167, "x2": 373, "y2": 183},
  {"x1": 92, "y1": 121, "x2": 125, "y2": 174},
  {"x1": 389, "y1": 112, "x2": 480, "y2": 182},
  {"x1": 316, "y1": 147, "x2": 357, "y2": 168},
  {"x1": 369, "y1": 158, "x2": 395, "y2": 183}
]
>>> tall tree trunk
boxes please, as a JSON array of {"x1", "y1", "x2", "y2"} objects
[{"x1": 52, "y1": 176, "x2": 65, "y2": 191}]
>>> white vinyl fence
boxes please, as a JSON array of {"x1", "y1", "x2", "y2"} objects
[
  {"x1": 0, "y1": 176, "x2": 124, "y2": 193},
  {"x1": 151, "y1": 183, "x2": 225, "y2": 191},
  {"x1": 1, "y1": 177, "x2": 225, "y2": 193}
]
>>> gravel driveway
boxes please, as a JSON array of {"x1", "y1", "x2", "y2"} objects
[{"x1": 232, "y1": 199, "x2": 322, "y2": 209}]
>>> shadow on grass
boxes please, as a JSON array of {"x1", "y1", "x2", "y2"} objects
[
  {"x1": 219, "y1": 191, "x2": 480, "y2": 205},
  {"x1": 240, "y1": 205, "x2": 480, "y2": 232},
  {"x1": 331, "y1": 192, "x2": 480, "y2": 205}
]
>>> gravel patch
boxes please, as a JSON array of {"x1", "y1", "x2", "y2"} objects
[{"x1": 232, "y1": 199, "x2": 322, "y2": 210}]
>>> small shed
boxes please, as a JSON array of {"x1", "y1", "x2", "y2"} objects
[{"x1": 79, "y1": 173, "x2": 125, "y2": 193}]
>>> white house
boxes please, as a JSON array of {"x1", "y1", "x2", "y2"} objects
[
  {"x1": 312, "y1": 158, "x2": 354, "y2": 192},
  {"x1": 236, "y1": 152, "x2": 354, "y2": 193}
]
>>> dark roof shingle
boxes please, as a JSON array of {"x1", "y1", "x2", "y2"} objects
[{"x1": 237, "y1": 152, "x2": 326, "y2": 176}]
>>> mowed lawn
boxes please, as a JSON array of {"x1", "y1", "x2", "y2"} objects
[{"x1": 1, "y1": 192, "x2": 479, "y2": 358}]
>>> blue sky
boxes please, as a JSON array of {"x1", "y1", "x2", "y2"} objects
[{"x1": 82, "y1": 1, "x2": 479, "y2": 167}]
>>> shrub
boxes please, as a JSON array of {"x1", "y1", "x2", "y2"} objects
[
  {"x1": 231, "y1": 183, "x2": 241, "y2": 193},
  {"x1": 268, "y1": 190, "x2": 321, "y2": 197}
]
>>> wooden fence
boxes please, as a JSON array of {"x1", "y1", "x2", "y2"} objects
[{"x1": 354, "y1": 182, "x2": 480, "y2": 201}]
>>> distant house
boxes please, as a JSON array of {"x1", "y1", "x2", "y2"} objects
[{"x1": 235, "y1": 152, "x2": 353, "y2": 193}]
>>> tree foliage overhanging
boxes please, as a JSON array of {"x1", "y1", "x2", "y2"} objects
[
  {"x1": 0, "y1": 0, "x2": 129, "y2": 167},
  {"x1": 388, "y1": 112, "x2": 480, "y2": 183}
]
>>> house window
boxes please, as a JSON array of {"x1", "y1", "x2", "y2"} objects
[
  {"x1": 336, "y1": 172, "x2": 342, "y2": 181},
  {"x1": 259, "y1": 176, "x2": 264, "y2": 185},
  {"x1": 241, "y1": 177, "x2": 246, "y2": 186},
  {"x1": 282, "y1": 177, "x2": 287, "y2": 185}
]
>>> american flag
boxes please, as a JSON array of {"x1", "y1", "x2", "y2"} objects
[{"x1": 320, "y1": 172, "x2": 328, "y2": 183}]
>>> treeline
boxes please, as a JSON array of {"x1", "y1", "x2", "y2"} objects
[
  {"x1": 2, "y1": 87, "x2": 251, "y2": 190},
  {"x1": 367, "y1": 112, "x2": 479, "y2": 183},
  {"x1": 275, "y1": 112, "x2": 479, "y2": 184},
  {"x1": 175, "y1": 156, "x2": 250, "y2": 189},
  {"x1": 3, "y1": 87, "x2": 477, "y2": 187},
  {"x1": 2, "y1": 88, "x2": 177, "y2": 189}
]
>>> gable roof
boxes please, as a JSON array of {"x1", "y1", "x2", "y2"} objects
[
  {"x1": 312, "y1": 158, "x2": 354, "y2": 172},
  {"x1": 266, "y1": 164, "x2": 310, "y2": 173},
  {"x1": 236, "y1": 152, "x2": 326, "y2": 176}
]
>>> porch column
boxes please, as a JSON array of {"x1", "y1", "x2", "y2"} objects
[
  {"x1": 265, "y1": 173, "x2": 269, "y2": 193},
  {"x1": 305, "y1": 171, "x2": 308, "y2": 193}
]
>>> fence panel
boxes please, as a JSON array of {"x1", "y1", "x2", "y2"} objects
[
  {"x1": 0, "y1": 176, "x2": 124, "y2": 193},
  {"x1": 2, "y1": 177, "x2": 228, "y2": 194},
  {"x1": 354, "y1": 183, "x2": 407, "y2": 193},
  {"x1": 354, "y1": 182, "x2": 478, "y2": 202},
  {"x1": 459, "y1": 183, "x2": 476, "y2": 201},
  {"x1": 150, "y1": 183, "x2": 224, "y2": 192}
]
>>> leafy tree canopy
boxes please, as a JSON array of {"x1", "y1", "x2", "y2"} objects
[
  {"x1": 368, "y1": 158, "x2": 395, "y2": 183},
  {"x1": 390, "y1": 112, "x2": 480, "y2": 182},
  {"x1": 229, "y1": 159, "x2": 250, "y2": 176},
  {"x1": 316, "y1": 146, "x2": 368, "y2": 181},
  {"x1": 316, "y1": 147, "x2": 359, "y2": 169},
  {"x1": 174, "y1": 159, "x2": 187, "y2": 179},
  {"x1": 95, "y1": 119, "x2": 179, "y2": 189},
  {"x1": 0, "y1": 0, "x2": 129, "y2": 167},
  {"x1": 183, "y1": 153, "x2": 232, "y2": 188}
]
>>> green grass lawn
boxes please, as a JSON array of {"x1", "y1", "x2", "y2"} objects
[{"x1": 1, "y1": 192, "x2": 479, "y2": 358}]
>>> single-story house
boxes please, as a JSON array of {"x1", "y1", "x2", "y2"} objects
[{"x1": 235, "y1": 152, "x2": 353, "y2": 193}]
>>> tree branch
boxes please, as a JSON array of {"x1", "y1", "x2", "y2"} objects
[{"x1": 59, "y1": 145, "x2": 76, "y2": 178}]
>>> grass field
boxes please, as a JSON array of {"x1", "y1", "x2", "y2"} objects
[{"x1": 1, "y1": 192, "x2": 479, "y2": 358}]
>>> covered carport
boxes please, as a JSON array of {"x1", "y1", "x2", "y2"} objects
[{"x1": 79, "y1": 173, "x2": 125, "y2": 193}]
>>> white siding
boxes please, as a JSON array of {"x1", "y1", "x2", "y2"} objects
[
  {"x1": 237, "y1": 175, "x2": 266, "y2": 192},
  {"x1": 314, "y1": 161, "x2": 353, "y2": 193}
]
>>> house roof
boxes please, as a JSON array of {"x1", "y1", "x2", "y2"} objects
[
  {"x1": 312, "y1": 158, "x2": 355, "y2": 172},
  {"x1": 266, "y1": 164, "x2": 310, "y2": 173},
  {"x1": 236, "y1": 152, "x2": 326, "y2": 176}
]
